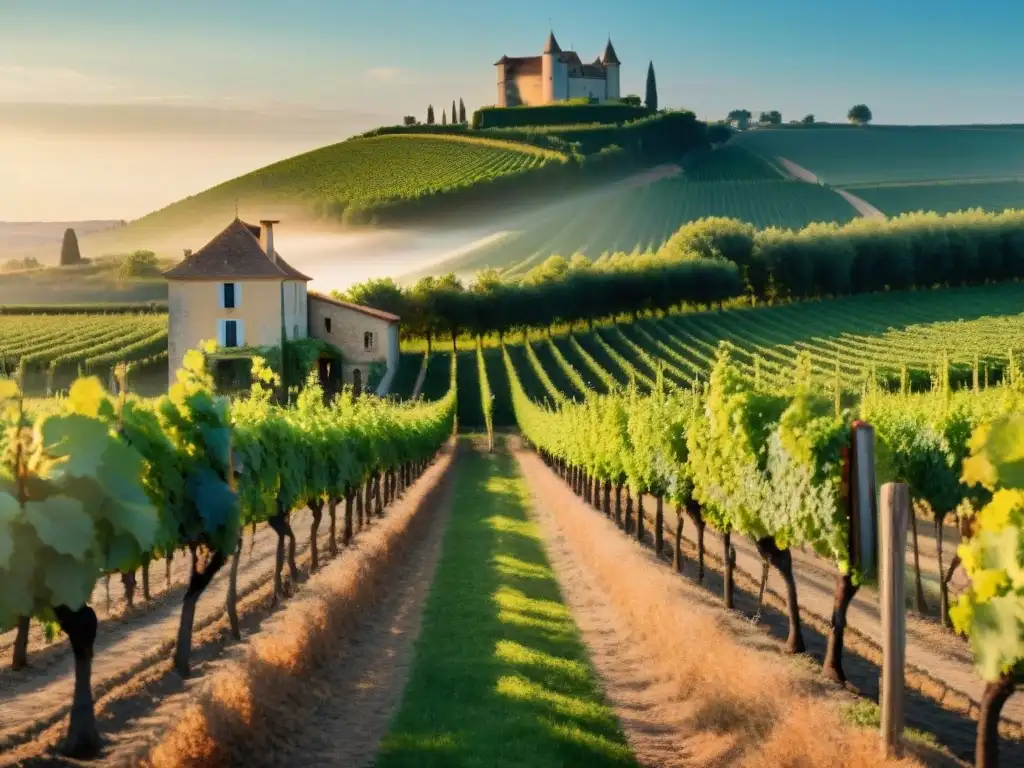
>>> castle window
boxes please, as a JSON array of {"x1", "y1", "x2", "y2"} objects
[
  {"x1": 364, "y1": 331, "x2": 375, "y2": 351},
  {"x1": 324, "y1": 317, "x2": 332, "y2": 334},
  {"x1": 218, "y1": 319, "x2": 244, "y2": 348}
]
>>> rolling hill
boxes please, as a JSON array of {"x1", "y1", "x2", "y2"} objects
[{"x1": 72, "y1": 133, "x2": 569, "y2": 261}]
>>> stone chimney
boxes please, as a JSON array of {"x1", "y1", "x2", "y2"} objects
[{"x1": 259, "y1": 219, "x2": 280, "y2": 263}]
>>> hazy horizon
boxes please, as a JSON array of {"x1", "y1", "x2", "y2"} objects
[{"x1": 4, "y1": 0, "x2": 1024, "y2": 221}]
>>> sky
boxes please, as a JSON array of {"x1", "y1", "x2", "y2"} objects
[{"x1": 2, "y1": 0, "x2": 1023, "y2": 221}]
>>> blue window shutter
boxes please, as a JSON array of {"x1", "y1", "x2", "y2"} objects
[
  {"x1": 236, "y1": 319, "x2": 245, "y2": 346},
  {"x1": 225, "y1": 320, "x2": 238, "y2": 347},
  {"x1": 217, "y1": 319, "x2": 226, "y2": 346}
]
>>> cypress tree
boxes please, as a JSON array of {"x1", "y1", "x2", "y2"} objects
[
  {"x1": 459, "y1": 98, "x2": 466, "y2": 123},
  {"x1": 60, "y1": 227, "x2": 81, "y2": 266},
  {"x1": 442, "y1": 109, "x2": 447, "y2": 126},
  {"x1": 645, "y1": 61, "x2": 658, "y2": 111},
  {"x1": 452, "y1": 100, "x2": 457, "y2": 125},
  {"x1": 427, "y1": 104, "x2": 435, "y2": 124}
]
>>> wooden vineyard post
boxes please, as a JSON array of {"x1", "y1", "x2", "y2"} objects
[{"x1": 879, "y1": 482, "x2": 909, "y2": 758}]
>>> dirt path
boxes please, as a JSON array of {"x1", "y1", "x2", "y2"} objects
[
  {"x1": 513, "y1": 443, "x2": 956, "y2": 768},
  {"x1": 835, "y1": 188, "x2": 886, "y2": 218},
  {"x1": 777, "y1": 156, "x2": 820, "y2": 184},
  {"x1": 0, "y1": 507, "x2": 324, "y2": 753},
  {"x1": 652, "y1": 503, "x2": 1023, "y2": 732},
  {"x1": 255, "y1": 454, "x2": 457, "y2": 768}
]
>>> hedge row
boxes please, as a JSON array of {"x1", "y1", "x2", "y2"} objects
[
  {"x1": 0, "y1": 302, "x2": 167, "y2": 315},
  {"x1": 471, "y1": 103, "x2": 652, "y2": 129},
  {"x1": 657, "y1": 210, "x2": 1024, "y2": 301}
]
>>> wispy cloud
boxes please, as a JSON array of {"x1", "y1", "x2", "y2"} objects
[
  {"x1": 365, "y1": 66, "x2": 404, "y2": 82},
  {"x1": 0, "y1": 64, "x2": 123, "y2": 102}
]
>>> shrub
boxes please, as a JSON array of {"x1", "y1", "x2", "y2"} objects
[
  {"x1": 472, "y1": 103, "x2": 652, "y2": 129},
  {"x1": 118, "y1": 249, "x2": 160, "y2": 278}
]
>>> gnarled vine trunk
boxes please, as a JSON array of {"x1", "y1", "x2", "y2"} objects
[
  {"x1": 909, "y1": 509, "x2": 927, "y2": 614},
  {"x1": 120, "y1": 570, "x2": 136, "y2": 611},
  {"x1": 375, "y1": 472, "x2": 383, "y2": 516},
  {"x1": 165, "y1": 552, "x2": 173, "y2": 589},
  {"x1": 936, "y1": 516, "x2": 950, "y2": 628},
  {"x1": 344, "y1": 485, "x2": 355, "y2": 545},
  {"x1": 977, "y1": 671, "x2": 1017, "y2": 768},
  {"x1": 53, "y1": 604, "x2": 101, "y2": 757},
  {"x1": 328, "y1": 498, "x2": 338, "y2": 556},
  {"x1": 603, "y1": 480, "x2": 611, "y2": 517},
  {"x1": 268, "y1": 501, "x2": 289, "y2": 604},
  {"x1": 673, "y1": 506, "x2": 684, "y2": 572},
  {"x1": 654, "y1": 496, "x2": 664, "y2": 554},
  {"x1": 636, "y1": 494, "x2": 645, "y2": 542},
  {"x1": 723, "y1": 531, "x2": 735, "y2": 609},
  {"x1": 12, "y1": 615, "x2": 29, "y2": 670},
  {"x1": 308, "y1": 499, "x2": 324, "y2": 573},
  {"x1": 685, "y1": 500, "x2": 706, "y2": 583},
  {"x1": 226, "y1": 535, "x2": 242, "y2": 640},
  {"x1": 141, "y1": 557, "x2": 151, "y2": 601},
  {"x1": 173, "y1": 545, "x2": 226, "y2": 677},
  {"x1": 624, "y1": 487, "x2": 634, "y2": 534},
  {"x1": 356, "y1": 486, "x2": 364, "y2": 531},
  {"x1": 614, "y1": 484, "x2": 623, "y2": 527},
  {"x1": 823, "y1": 572, "x2": 859, "y2": 682},
  {"x1": 756, "y1": 536, "x2": 806, "y2": 653}
]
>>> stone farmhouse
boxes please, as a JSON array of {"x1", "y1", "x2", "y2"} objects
[
  {"x1": 164, "y1": 218, "x2": 400, "y2": 395},
  {"x1": 495, "y1": 31, "x2": 621, "y2": 107}
]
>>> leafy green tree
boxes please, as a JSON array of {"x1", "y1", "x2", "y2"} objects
[
  {"x1": 403, "y1": 115, "x2": 417, "y2": 126},
  {"x1": 802, "y1": 114, "x2": 815, "y2": 124},
  {"x1": 759, "y1": 110, "x2": 782, "y2": 125},
  {"x1": 848, "y1": 104, "x2": 872, "y2": 125},
  {"x1": 338, "y1": 277, "x2": 408, "y2": 319},
  {"x1": 621, "y1": 94, "x2": 642, "y2": 107},
  {"x1": 727, "y1": 109, "x2": 751, "y2": 122},
  {"x1": 644, "y1": 61, "x2": 658, "y2": 111},
  {"x1": 406, "y1": 277, "x2": 441, "y2": 354},
  {"x1": 426, "y1": 105, "x2": 435, "y2": 124},
  {"x1": 459, "y1": 98, "x2": 467, "y2": 123},
  {"x1": 60, "y1": 228, "x2": 81, "y2": 266}
]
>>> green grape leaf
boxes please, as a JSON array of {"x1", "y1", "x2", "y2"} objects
[
  {"x1": 200, "y1": 424, "x2": 232, "y2": 466},
  {"x1": 964, "y1": 415, "x2": 1024, "y2": 491},
  {"x1": 969, "y1": 592, "x2": 1024, "y2": 682},
  {"x1": 39, "y1": 414, "x2": 110, "y2": 479},
  {"x1": 978, "y1": 526, "x2": 1024, "y2": 591},
  {"x1": 0, "y1": 530, "x2": 35, "y2": 628},
  {"x1": 0, "y1": 378, "x2": 20, "y2": 400},
  {"x1": 187, "y1": 466, "x2": 237, "y2": 534},
  {"x1": 98, "y1": 440, "x2": 159, "y2": 548},
  {"x1": 0, "y1": 491, "x2": 19, "y2": 570},
  {"x1": 24, "y1": 496, "x2": 95, "y2": 559},
  {"x1": 43, "y1": 553, "x2": 98, "y2": 610},
  {"x1": 105, "y1": 532, "x2": 142, "y2": 572}
]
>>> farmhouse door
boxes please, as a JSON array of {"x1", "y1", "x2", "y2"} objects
[{"x1": 353, "y1": 368, "x2": 362, "y2": 397}]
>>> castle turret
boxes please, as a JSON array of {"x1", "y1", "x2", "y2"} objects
[
  {"x1": 495, "y1": 55, "x2": 510, "y2": 107},
  {"x1": 541, "y1": 30, "x2": 562, "y2": 104},
  {"x1": 602, "y1": 38, "x2": 621, "y2": 101}
]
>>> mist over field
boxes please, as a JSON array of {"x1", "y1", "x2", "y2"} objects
[{"x1": 0, "y1": 102, "x2": 384, "y2": 222}]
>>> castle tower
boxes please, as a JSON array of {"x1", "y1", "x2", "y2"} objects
[
  {"x1": 494, "y1": 55, "x2": 510, "y2": 107},
  {"x1": 602, "y1": 38, "x2": 621, "y2": 101},
  {"x1": 541, "y1": 30, "x2": 562, "y2": 104}
]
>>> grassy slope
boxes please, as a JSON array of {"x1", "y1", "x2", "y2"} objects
[
  {"x1": 0, "y1": 261, "x2": 168, "y2": 305},
  {"x1": 850, "y1": 179, "x2": 1024, "y2": 216},
  {"x1": 76, "y1": 134, "x2": 565, "y2": 260},
  {"x1": 376, "y1": 442, "x2": 635, "y2": 768},
  {"x1": 408, "y1": 144, "x2": 859, "y2": 279},
  {"x1": 735, "y1": 125, "x2": 1024, "y2": 186}
]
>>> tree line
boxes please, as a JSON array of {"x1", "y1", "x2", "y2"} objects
[
  {"x1": 409, "y1": 99, "x2": 468, "y2": 127},
  {"x1": 341, "y1": 207, "x2": 1024, "y2": 347}
]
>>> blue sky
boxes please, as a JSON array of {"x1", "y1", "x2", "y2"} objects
[{"x1": 2, "y1": 0, "x2": 1024, "y2": 125}]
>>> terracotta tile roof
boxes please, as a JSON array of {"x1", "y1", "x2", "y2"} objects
[
  {"x1": 308, "y1": 291, "x2": 400, "y2": 323},
  {"x1": 163, "y1": 218, "x2": 311, "y2": 281},
  {"x1": 499, "y1": 55, "x2": 541, "y2": 77}
]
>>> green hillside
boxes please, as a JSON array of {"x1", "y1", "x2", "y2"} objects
[
  {"x1": 78, "y1": 134, "x2": 568, "y2": 258},
  {"x1": 406, "y1": 144, "x2": 858, "y2": 279},
  {"x1": 849, "y1": 179, "x2": 1024, "y2": 216},
  {"x1": 735, "y1": 125, "x2": 1024, "y2": 186}
]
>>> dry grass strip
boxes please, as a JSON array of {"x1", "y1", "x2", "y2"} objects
[
  {"x1": 513, "y1": 444, "x2": 932, "y2": 768},
  {"x1": 144, "y1": 444, "x2": 457, "y2": 767}
]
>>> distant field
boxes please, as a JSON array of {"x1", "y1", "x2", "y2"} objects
[
  {"x1": 0, "y1": 312, "x2": 168, "y2": 395},
  {"x1": 408, "y1": 145, "x2": 858, "y2": 279},
  {"x1": 413, "y1": 283, "x2": 1024, "y2": 420},
  {"x1": 848, "y1": 179, "x2": 1024, "y2": 216},
  {"x1": 0, "y1": 261, "x2": 168, "y2": 305},
  {"x1": 735, "y1": 125, "x2": 1024, "y2": 186}
]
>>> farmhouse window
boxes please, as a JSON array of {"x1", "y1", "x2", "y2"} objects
[
  {"x1": 224, "y1": 320, "x2": 238, "y2": 347},
  {"x1": 364, "y1": 331, "x2": 375, "y2": 351},
  {"x1": 324, "y1": 317, "x2": 332, "y2": 334},
  {"x1": 222, "y1": 283, "x2": 236, "y2": 309}
]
